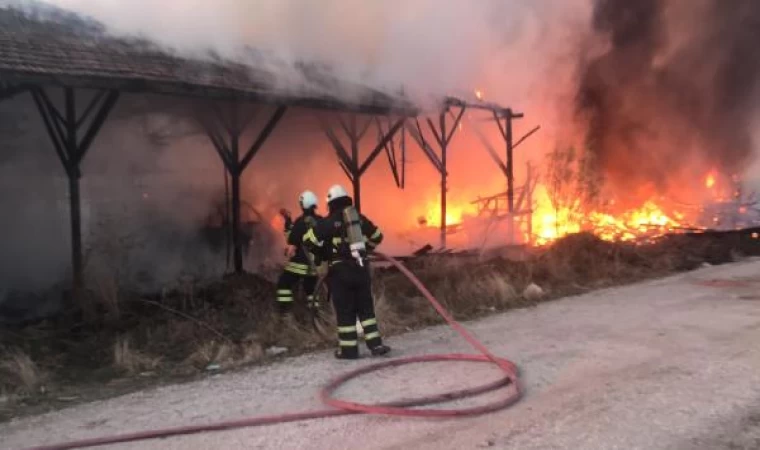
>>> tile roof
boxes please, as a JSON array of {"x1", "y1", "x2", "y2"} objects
[{"x1": 0, "y1": 5, "x2": 416, "y2": 115}]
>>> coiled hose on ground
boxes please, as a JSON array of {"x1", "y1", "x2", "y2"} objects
[{"x1": 25, "y1": 252, "x2": 523, "y2": 450}]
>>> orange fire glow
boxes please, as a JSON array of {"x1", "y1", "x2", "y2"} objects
[
  {"x1": 421, "y1": 200, "x2": 478, "y2": 228},
  {"x1": 418, "y1": 181, "x2": 689, "y2": 247},
  {"x1": 705, "y1": 172, "x2": 716, "y2": 189}
]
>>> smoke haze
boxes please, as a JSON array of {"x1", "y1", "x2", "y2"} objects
[
  {"x1": 39, "y1": 0, "x2": 590, "y2": 108},
  {"x1": 577, "y1": 0, "x2": 760, "y2": 206}
]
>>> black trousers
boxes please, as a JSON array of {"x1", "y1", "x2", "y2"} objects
[
  {"x1": 328, "y1": 261, "x2": 383, "y2": 357},
  {"x1": 276, "y1": 269, "x2": 318, "y2": 313}
]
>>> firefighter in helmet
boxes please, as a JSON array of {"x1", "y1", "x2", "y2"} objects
[
  {"x1": 303, "y1": 184, "x2": 390, "y2": 359},
  {"x1": 276, "y1": 190, "x2": 323, "y2": 316}
]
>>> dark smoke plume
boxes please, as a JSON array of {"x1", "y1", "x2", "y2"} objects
[{"x1": 577, "y1": 0, "x2": 760, "y2": 205}]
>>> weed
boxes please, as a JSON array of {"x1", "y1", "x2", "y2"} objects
[
  {"x1": 0, "y1": 349, "x2": 46, "y2": 394},
  {"x1": 113, "y1": 337, "x2": 161, "y2": 375}
]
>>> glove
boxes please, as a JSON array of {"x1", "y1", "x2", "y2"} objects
[{"x1": 284, "y1": 245, "x2": 296, "y2": 258}]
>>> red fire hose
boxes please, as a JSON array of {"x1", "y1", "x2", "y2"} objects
[{"x1": 24, "y1": 253, "x2": 522, "y2": 450}]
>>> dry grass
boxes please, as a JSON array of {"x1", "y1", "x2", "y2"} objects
[
  {"x1": 238, "y1": 335, "x2": 265, "y2": 365},
  {"x1": 368, "y1": 257, "x2": 527, "y2": 340},
  {"x1": 2, "y1": 229, "x2": 759, "y2": 422},
  {"x1": 0, "y1": 349, "x2": 46, "y2": 394},
  {"x1": 184, "y1": 340, "x2": 235, "y2": 369},
  {"x1": 113, "y1": 337, "x2": 162, "y2": 375}
]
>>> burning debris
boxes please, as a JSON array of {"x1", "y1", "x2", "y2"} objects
[{"x1": 410, "y1": 157, "x2": 760, "y2": 249}]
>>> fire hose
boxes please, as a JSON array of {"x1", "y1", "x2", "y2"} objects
[{"x1": 24, "y1": 252, "x2": 523, "y2": 450}]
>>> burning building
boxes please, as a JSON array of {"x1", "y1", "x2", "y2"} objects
[{"x1": 1, "y1": 0, "x2": 760, "y2": 302}]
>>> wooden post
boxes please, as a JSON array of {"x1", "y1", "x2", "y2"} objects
[
  {"x1": 31, "y1": 87, "x2": 120, "y2": 293},
  {"x1": 407, "y1": 105, "x2": 466, "y2": 250},
  {"x1": 439, "y1": 111, "x2": 448, "y2": 249},
  {"x1": 201, "y1": 104, "x2": 287, "y2": 274},
  {"x1": 526, "y1": 163, "x2": 534, "y2": 244}
]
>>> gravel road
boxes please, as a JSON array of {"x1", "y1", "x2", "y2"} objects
[{"x1": 5, "y1": 258, "x2": 760, "y2": 450}]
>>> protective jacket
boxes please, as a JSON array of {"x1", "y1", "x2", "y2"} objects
[
  {"x1": 303, "y1": 197, "x2": 383, "y2": 266},
  {"x1": 284, "y1": 209, "x2": 322, "y2": 275}
]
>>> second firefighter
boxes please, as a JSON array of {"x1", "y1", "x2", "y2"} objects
[{"x1": 276, "y1": 190, "x2": 322, "y2": 316}]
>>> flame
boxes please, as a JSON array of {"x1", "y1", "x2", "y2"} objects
[
  {"x1": 422, "y1": 200, "x2": 477, "y2": 228},
  {"x1": 705, "y1": 172, "x2": 716, "y2": 189},
  {"x1": 416, "y1": 184, "x2": 685, "y2": 246},
  {"x1": 410, "y1": 167, "x2": 743, "y2": 248},
  {"x1": 475, "y1": 89, "x2": 483, "y2": 100},
  {"x1": 425, "y1": 202, "x2": 466, "y2": 227},
  {"x1": 529, "y1": 191, "x2": 683, "y2": 245},
  {"x1": 531, "y1": 184, "x2": 581, "y2": 245}
]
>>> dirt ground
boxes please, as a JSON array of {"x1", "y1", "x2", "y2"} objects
[{"x1": 4, "y1": 257, "x2": 760, "y2": 450}]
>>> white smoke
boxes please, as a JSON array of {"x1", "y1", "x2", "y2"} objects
[{"x1": 33, "y1": 0, "x2": 591, "y2": 109}]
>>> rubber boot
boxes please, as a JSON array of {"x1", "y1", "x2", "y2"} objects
[
  {"x1": 370, "y1": 344, "x2": 391, "y2": 357},
  {"x1": 334, "y1": 347, "x2": 359, "y2": 360}
]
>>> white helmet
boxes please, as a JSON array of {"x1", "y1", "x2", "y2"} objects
[
  {"x1": 299, "y1": 190, "x2": 318, "y2": 209},
  {"x1": 326, "y1": 184, "x2": 349, "y2": 203}
]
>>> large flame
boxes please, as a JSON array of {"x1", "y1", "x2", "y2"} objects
[
  {"x1": 418, "y1": 180, "x2": 696, "y2": 247},
  {"x1": 529, "y1": 186, "x2": 684, "y2": 245}
]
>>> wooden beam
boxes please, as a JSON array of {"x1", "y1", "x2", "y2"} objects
[
  {"x1": 358, "y1": 119, "x2": 404, "y2": 176},
  {"x1": 468, "y1": 116, "x2": 508, "y2": 176},
  {"x1": 357, "y1": 117, "x2": 373, "y2": 141},
  {"x1": 426, "y1": 117, "x2": 444, "y2": 148},
  {"x1": 30, "y1": 89, "x2": 69, "y2": 171},
  {"x1": 320, "y1": 118, "x2": 357, "y2": 173},
  {"x1": 407, "y1": 119, "x2": 444, "y2": 174},
  {"x1": 75, "y1": 90, "x2": 106, "y2": 128},
  {"x1": 239, "y1": 105, "x2": 287, "y2": 172},
  {"x1": 379, "y1": 118, "x2": 403, "y2": 188},
  {"x1": 445, "y1": 106, "x2": 466, "y2": 145},
  {"x1": 493, "y1": 111, "x2": 508, "y2": 142},
  {"x1": 76, "y1": 90, "x2": 120, "y2": 163},
  {"x1": 200, "y1": 118, "x2": 235, "y2": 173},
  {"x1": 513, "y1": 125, "x2": 541, "y2": 151},
  {"x1": 36, "y1": 89, "x2": 70, "y2": 158}
]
